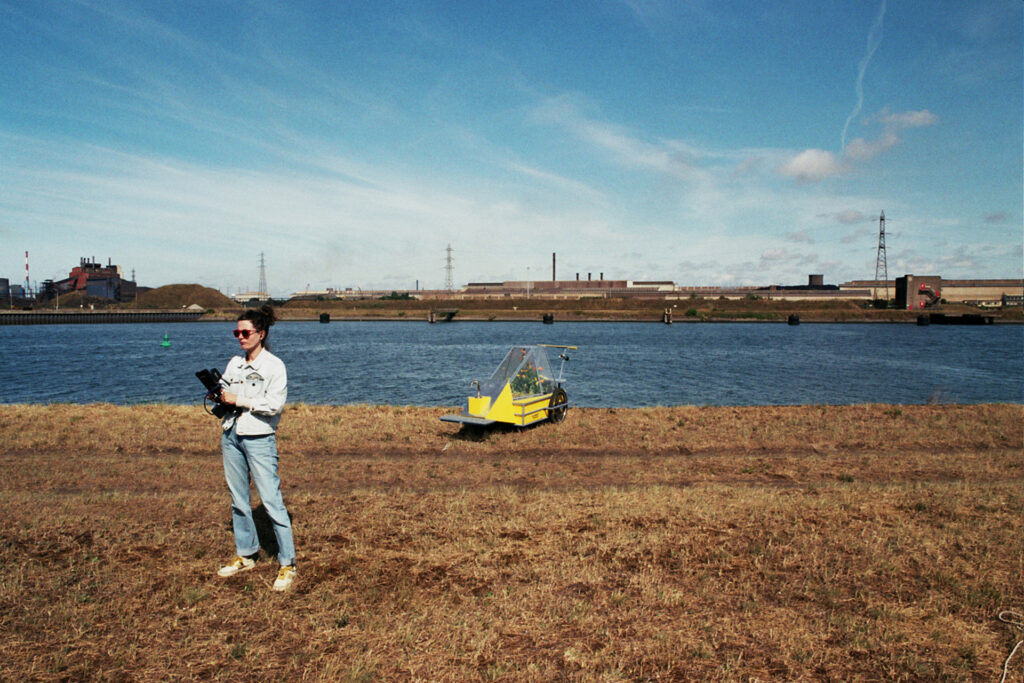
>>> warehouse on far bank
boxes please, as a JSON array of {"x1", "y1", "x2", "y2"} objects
[
  {"x1": 38, "y1": 257, "x2": 139, "y2": 303},
  {"x1": 288, "y1": 272, "x2": 1022, "y2": 305}
]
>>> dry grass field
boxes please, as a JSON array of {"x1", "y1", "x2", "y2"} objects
[{"x1": 1, "y1": 403, "x2": 1021, "y2": 681}]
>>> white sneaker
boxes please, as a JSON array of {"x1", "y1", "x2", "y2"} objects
[
  {"x1": 217, "y1": 555, "x2": 256, "y2": 577},
  {"x1": 273, "y1": 565, "x2": 296, "y2": 592}
]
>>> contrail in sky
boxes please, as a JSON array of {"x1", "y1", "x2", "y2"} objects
[{"x1": 841, "y1": 0, "x2": 887, "y2": 151}]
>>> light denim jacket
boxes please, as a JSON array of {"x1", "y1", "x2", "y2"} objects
[{"x1": 220, "y1": 349, "x2": 287, "y2": 436}]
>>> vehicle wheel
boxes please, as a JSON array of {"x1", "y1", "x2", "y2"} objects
[{"x1": 548, "y1": 387, "x2": 568, "y2": 423}]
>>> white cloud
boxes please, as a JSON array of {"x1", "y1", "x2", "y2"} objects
[
  {"x1": 842, "y1": 131, "x2": 900, "y2": 162},
  {"x1": 830, "y1": 210, "x2": 868, "y2": 224},
  {"x1": 877, "y1": 109, "x2": 939, "y2": 128},
  {"x1": 840, "y1": 227, "x2": 876, "y2": 244},
  {"x1": 778, "y1": 149, "x2": 845, "y2": 183},
  {"x1": 575, "y1": 119, "x2": 699, "y2": 178},
  {"x1": 505, "y1": 160, "x2": 605, "y2": 201},
  {"x1": 760, "y1": 248, "x2": 804, "y2": 264},
  {"x1": 530, "y1": 95, "x2": 727, "y2": 181},
  {"x1": 730, "y1": 156, "x2": 762, "y2": 178},
  {"x1": 621, "y1": 0, "x2": 714, "y2": 42},
  {"x1": 843, "y1": 109, "x2": 939, "y2": 162},
  {"x1": 783, "y1": 108, "x2": 940, "y2": 183}
]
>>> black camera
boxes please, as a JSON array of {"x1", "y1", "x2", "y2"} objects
[{"x1": 195, "y1": 368, "x2": 235, "y2": 419}]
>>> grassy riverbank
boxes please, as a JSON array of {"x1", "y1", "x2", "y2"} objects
[
  {"x1": 2, "y1": 404, "x2": 1022, "y2": 680},
  {"x1": 14, "y1": 286, "x2": 1022, "y2": 322}
]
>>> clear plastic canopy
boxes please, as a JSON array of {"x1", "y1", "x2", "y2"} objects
[{"x1": 482, "y1": 346, "x2": 557, "y2": 399}]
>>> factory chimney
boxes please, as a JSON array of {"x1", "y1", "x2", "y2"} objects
[{"x1": 552, "y1": 253, "x2": 556, "y2": 281}]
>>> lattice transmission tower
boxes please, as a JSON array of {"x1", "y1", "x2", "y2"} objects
[
  {"x1": 874, "y1": 211, "x2": 888, "y2": 303},
  {"x1": 443, "y1": 244, "x2": 454, "y2": 292},
  {"x1": 258, "y1": 252, "x2": 269, "y2": 301}
]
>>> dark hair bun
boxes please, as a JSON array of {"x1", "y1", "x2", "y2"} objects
[{"x1": 259, "y1": 305, "x2": 277, "y2": 326}]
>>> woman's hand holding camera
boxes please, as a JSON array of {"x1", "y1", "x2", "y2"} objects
[{"x1": 220, "y1": 390, "x2": 238, "y2": 406}]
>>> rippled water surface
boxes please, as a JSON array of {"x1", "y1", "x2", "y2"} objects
[{"x1": 1, "y1": 321, "x2": 1020, "y2": 406}]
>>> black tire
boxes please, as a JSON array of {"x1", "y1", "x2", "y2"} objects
[{"x1": 548, "y1": 387, "x2": 568, "y2": 423}]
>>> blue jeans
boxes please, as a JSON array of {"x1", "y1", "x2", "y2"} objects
[{"x1": 221, "y1": 424, "x2": 295, "y2": 566}]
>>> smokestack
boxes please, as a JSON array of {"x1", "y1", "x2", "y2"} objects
[
  {"x1": 25, "y1": 251, "x2": 29, "y2": 294},
  {"x1": 576, "y1": 273, "x2": 579, "y2": 281},
  {"x1": 600, "y1": 272, "x2": 603, "y2": 280},
  {"x1": 552, "y1": 253, "x2": 556, "y2": 281},
  {"x1": 588, "y1": 272, "x2": 592, "y2": 281}
]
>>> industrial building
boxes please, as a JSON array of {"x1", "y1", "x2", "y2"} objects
[
  {"x1": 38, "y1": 257, "x2": 138, "y2": 303},
  {"x1": 464, "y1": 274, "x2": 675, "y2": 299},
  {"x1": 287, "y1": 273, "x2": 1022, "y2": 305},
  {"x1": 0, "y1": 278, "x2": 24, "y2": 301},
  {"x1": 456, "y1": 274, "x2": 1022, "y2": 304},
  {"x1": 230, "y1": 290, "x2": 273, "y2": 304},
  {"x1": 895, "y1": 275, "x2": 943, "y2": 310}
]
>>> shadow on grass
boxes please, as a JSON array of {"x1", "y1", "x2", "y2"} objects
[
  {"x1": 224, "y1": 504, "x2": 298, "y2": 560},
  {"x1": 449, "y1": 419, "x2": 558, "y2": 442}
]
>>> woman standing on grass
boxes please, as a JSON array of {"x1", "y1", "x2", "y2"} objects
[{"x1": 215, "y1": 305, "x2": 296, "y2": 592}]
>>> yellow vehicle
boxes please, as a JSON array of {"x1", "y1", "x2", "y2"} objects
[{"x1": 441, "y1": 344, "x2": 576, "y2": 427}]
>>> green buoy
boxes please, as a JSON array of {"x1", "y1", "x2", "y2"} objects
[{"x1": 161, "y1": 332, "x2": 171, "y2": 348}]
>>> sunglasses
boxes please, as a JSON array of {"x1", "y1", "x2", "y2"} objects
[{"x1": 232, "y1": 329, "x2": 258, "y2": 339}]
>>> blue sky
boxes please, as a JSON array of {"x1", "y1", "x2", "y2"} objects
[{"x1": 2, "y1": 0, "x2": 1020, "y2": 296}]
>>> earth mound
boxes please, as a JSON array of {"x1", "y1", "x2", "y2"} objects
[
  {"x1": 133, "y1": 284, "x2": 238, "y2": 310},
  {"x1": 51, "y1": 290, "x2": 116, "y2": 309}
]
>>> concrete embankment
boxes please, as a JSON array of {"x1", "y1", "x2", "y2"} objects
[{"x1": 0, "y1": 311, "x2": 205, "y2": 325}]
